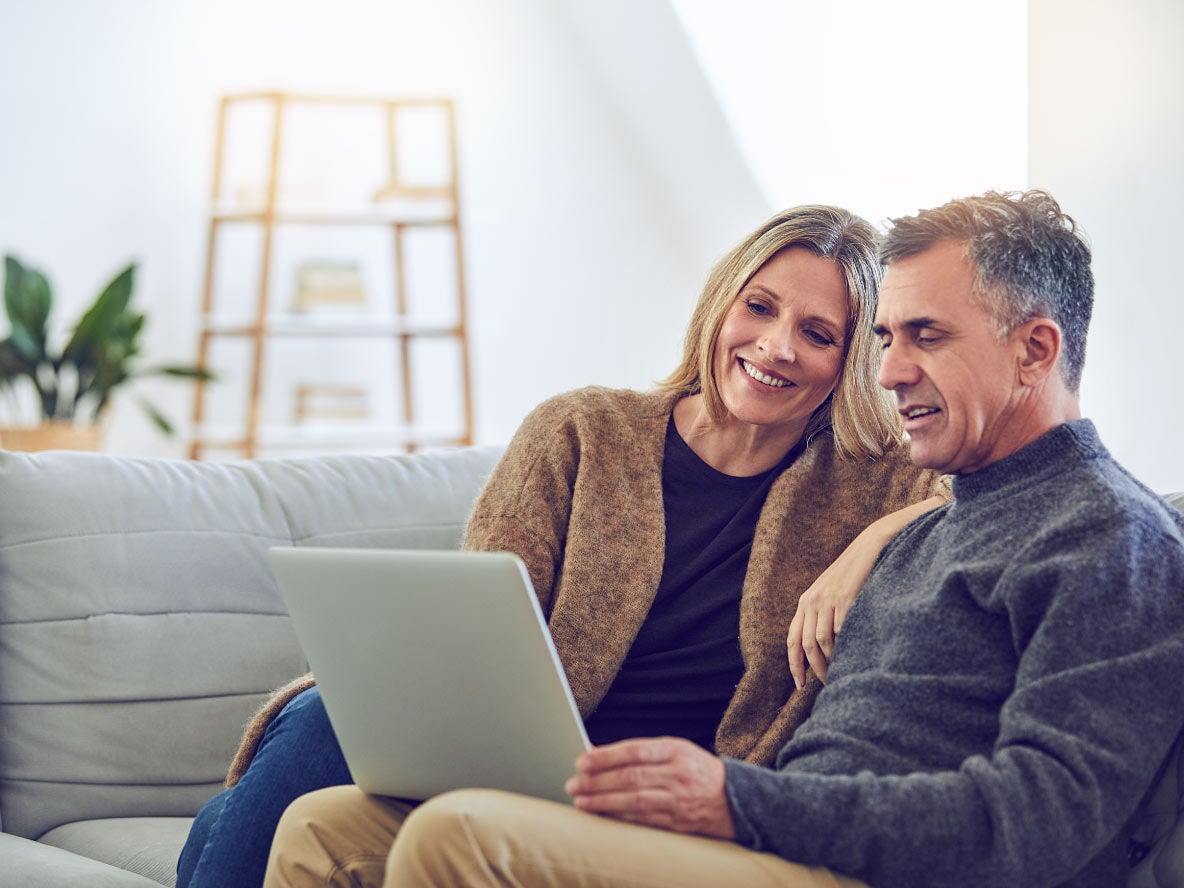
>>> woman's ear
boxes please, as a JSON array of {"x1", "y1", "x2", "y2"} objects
[{"x1": 1015, "y1": 318, "x2": 1063, "y2": 387}]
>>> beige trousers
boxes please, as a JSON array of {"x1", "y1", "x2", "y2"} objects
[{"x1": 264, "y1": 785, "x2": 868, "y2": 888}]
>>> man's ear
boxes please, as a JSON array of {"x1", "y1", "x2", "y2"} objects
[{"x1": 1014, "y1": 318, "x2": 1062, "y2": 386}]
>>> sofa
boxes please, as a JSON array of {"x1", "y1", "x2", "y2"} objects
[
  {"x1": 1, "y1": 445, "x2": 1181, "y2": 888},
  {"x1": 0, "y1": 444, "x2": 503, "y2": 887}
]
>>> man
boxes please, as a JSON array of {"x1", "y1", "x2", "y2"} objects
[{"x1": 266, "y1": 191, "x2": 1184, "y2": 888}]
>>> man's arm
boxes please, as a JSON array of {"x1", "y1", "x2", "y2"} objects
[{"x1": 733, "y1": 520, "x2": 1184, "y2": 887}]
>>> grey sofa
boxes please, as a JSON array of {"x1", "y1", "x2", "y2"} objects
[
  {"x1": 0, "y1": 446, "x2": 1181, "y2": 887},
  {"x1": 0, "y1": 444, "x2": 502, "y2": 887}
]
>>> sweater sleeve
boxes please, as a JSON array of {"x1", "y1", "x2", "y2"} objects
[
  {"x1": 462, "y1": 394, "x2": 582, "y2": 617},
  {"x1": 724, "y1": 516, "x2": 1184, "y2": 888},
  {"x1": 225, "y1": 673, "x2": 316, "y2": 787}
]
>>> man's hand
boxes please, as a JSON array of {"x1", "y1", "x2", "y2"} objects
[{"x1": 565, "y1": 737, "x2": 736, "y2": 840}]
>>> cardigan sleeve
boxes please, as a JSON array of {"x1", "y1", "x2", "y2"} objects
[
  {"x1": 225, "y1": 673, "x2": 316, "y2": 787},
  {"x1": 462, "y1": 394, "x2": 584, "y2": 617},
  {"x1": 225, "y1": 396, "x2": 585, "y2": 784}
]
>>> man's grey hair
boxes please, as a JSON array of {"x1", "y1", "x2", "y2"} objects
[{"x1": 880, "y1": 190, "x2": 1094, "y2": 392}]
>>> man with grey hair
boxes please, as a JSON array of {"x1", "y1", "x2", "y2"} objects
[{"x1": 271, "y1": 191, "x2": 1184, "y2": 888}]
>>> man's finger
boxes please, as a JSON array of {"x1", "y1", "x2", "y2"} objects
[
  {"x1": 575, "y1": 738, "x2": 676, "y2": 775},
  {"x1": 570, "y1": 785, "x2": 675, "y2": 815}
]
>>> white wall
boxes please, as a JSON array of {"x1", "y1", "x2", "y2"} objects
[
  {"x1": 10, "y1": 0, "x2": 1177, "y2": 491},
  {"x1": 676, "y1": 0, "x2": 1184, "y2": 491},
  {"x1": 1029, "y1": 0, "x2": 1184, "y2": 492},
  {"x1": 0, "y1": 0, "x2": 767, "y2": 456},
  {"x1": 672, "y1": 0, "x2": 1028, "y2": 228}
]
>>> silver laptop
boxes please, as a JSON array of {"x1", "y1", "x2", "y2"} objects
[{"x1": 267, "y1": 547, "x2": 590, "y2": 805}]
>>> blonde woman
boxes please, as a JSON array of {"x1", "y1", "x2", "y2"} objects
[{"x1": 179, "y1": 205, "x2": 945, "y2": 888}]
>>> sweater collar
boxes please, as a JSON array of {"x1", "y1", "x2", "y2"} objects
[{"x1": 950, "y1": 418, "x2": 1105, "y2": 502}]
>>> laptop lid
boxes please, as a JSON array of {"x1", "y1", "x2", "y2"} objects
[{"x1": 267, "y1": 547, "x2": 590, "y2": 805}]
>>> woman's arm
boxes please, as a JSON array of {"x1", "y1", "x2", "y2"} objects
[
  {"x1": 786, "y1": 495, "x2": 945, "y2": 689},
  {"x1": 461, "y1": 397, "x2": 582, "y2": 615}
]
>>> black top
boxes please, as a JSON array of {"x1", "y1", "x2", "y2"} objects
[{"x1": 583, "y1": 418, "x2": 802, "y2": 750}]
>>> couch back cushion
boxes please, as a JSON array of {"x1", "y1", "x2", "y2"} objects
[{"x1": 0, "y1": 445, "x2": 501, "y2": 840}]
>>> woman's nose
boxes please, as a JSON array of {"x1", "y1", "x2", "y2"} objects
[{"x1": 759, "y1": 322, "x2": 796, "y2": 362}]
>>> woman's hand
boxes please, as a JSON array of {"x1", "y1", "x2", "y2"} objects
[
  {"x1": 787, "y1": 531, "x2": 882, "y2": 688},
  {"x1": 787, "y1": 495, "x2": 946, "y2": 689}
]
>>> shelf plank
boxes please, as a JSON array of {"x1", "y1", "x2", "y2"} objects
[
  {"x1": 201, "y1": 316, "x2": 462, "y2": 337},
  {"x1": 210, "y1": 197, "x2": 456, "y2": 227},
  {"x1": 210, "y1": 213, "x2": 458, "y2": 228}
]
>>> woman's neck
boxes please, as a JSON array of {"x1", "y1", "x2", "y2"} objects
[{"x1": 672, "y1": 395, "x2": 807, "y2": 477}]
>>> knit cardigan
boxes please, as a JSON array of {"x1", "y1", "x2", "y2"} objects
[{"x1": 227, "y1": 387, "x2": 943, "y2": 785}]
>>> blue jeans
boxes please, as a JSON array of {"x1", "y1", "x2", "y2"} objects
[{"x1": 176, "y1": 687, "x2": 352, "y2": 888}]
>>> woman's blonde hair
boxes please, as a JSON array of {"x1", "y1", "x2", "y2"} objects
[{"x1": 657, "y1": 205, "x2": 901, "y2": 460}]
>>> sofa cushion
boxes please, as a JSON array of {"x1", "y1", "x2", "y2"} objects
[
  {"x1": 0, "y1": 446, "x2": 501, "y2": 841},
  {"x1": 39, "y1": 818, "x2": 193, "y2": 887},
  {"x1": 0, "y1": 831, "x2": 164, "y2": 887}
]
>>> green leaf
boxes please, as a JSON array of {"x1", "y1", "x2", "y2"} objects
[
  {"x1": 0, "y1": 337, "x2": 37, "y2": 384},
  {"x1": 3, "y1": 256, "x2": 51, "y2": 362},
  {"x1": 140, "y1": 364, "x2": 217, "y2": 382},
  {"x1": 61, "y1": 263, "x2": 136, "y2": 370},
  {"x1": 133, "y1": 394, "x2": 177, "y2": 436}
]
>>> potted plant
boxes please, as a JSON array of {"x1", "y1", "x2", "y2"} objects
[{"x1": 1, "y1": 254, "x2": 214, "y2": 451}]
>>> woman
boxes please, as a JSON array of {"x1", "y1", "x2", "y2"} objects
[{"x1": 178, "y1": 205, "x2": 945, "y2": 888}]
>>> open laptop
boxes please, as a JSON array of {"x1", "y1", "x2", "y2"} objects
[{"x1": 267, "y1": 547, "x2": 590, "y2": 805}]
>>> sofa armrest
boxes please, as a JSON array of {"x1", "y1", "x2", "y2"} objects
[{"x1": 0, "y1": 832, "x2": 164, "y2": 888}]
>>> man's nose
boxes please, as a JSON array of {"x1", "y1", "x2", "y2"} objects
[{"x1": 877, "y1": 342, "x2": 920, "y2": 390}]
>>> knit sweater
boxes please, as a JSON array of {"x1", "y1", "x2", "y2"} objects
[
  {"x1": 725, "y1": 419, "x2": 1184, "y2": 887},
  {"x1": 227, "y1": 386, "x2": 942, "y2": 783}
]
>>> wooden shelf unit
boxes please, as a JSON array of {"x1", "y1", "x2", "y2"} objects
[{"x1": 189, "y1": 92, "x2": 473, "y2": 460}]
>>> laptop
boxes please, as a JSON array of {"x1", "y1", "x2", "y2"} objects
[{"x1": 267, "y1": 547, "x2": 590, "y2": 805}]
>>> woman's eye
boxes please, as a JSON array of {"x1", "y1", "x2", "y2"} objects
[
  {"x1": 805, "y1": 329, "x2": 836, "y2": 346},
  {"x1": 745, "y1": 300, "x2": 771, "y2": 316}
]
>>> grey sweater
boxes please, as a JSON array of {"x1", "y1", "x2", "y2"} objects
[{"x1": 725, "y1": 419, "x2": 1184, "y2": 887}]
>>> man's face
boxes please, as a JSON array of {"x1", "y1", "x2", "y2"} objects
[{"x1": 874, "y1": 241, "x2": 1029, "y2": 474}]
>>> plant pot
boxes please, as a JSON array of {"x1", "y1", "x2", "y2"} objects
[{"x1": 0, "y1": 422, "x2": 104, "y2": 452}]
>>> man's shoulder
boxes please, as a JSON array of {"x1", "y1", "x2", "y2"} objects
[
  {"x1": 793, "y1": 435, "x2": 945, "y2": 509},
  {"x1": 950, "y1": 420, "x2": 1182, "y2": 545},
  {"x1": 948, "y1": 452, "x2": 1184, "y2": 604},
  {"x1": 1036, "y1": 448, "x2": 1184, "y2": 545}
]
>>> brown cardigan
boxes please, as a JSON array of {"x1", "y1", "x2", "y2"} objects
[{"x1": 227, "y1": 387, "x2": 943, "y2": 786}]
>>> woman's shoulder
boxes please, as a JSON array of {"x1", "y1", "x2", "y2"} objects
[
  {"x1": 525, "y1": 386, "x2": 676, "y2": 427},
  {"x1": 799, "y1": 432, "x2": 943, "y2": 489},
  {"x1": 495, "y1": 386, "x2": 673, "y2": 486},
  {"x1": 871, "y1": 440, "x2": 947, "y2": 490}
]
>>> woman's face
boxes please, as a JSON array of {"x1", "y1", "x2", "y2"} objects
[{"x1": 711, "y1": 246, "x2": 849, "y2": 435}]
